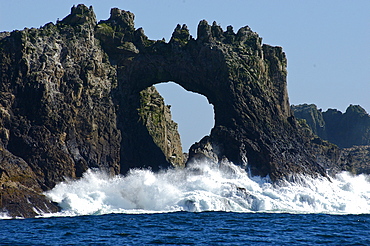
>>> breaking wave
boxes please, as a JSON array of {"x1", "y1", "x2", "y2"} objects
[{"x1": 43, "y1": 160, "x2": 370, "y2": 217}]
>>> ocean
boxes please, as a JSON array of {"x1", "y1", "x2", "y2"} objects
[
  {"x1": 1, "y1": 161, "x2": 370, "y2": 245},
  {"x1": 1, "y1": 212, "x2": 370, "y2": 245}
]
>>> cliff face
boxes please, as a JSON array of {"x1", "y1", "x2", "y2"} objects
[
  {"x1": 291, "y1": 104, "x2": 327, "y2": 138},
  {"x1": 0, "y1": 5, "x2": 182, "y2": 217},
  {"x1": 138, "y1": 86, "x2": 184, "y2": 167},
  {"x1": 292, "y1": 104, "x2": 370, "y2": 148},
  {"x1": 120, "y1": 85, "x2": 184, "y2": 173},
  {"x1": 0, "y1": 6, "x2": 121, "y2": 216},
  {"x1": 293, "y1": 104, "x2": 370, "y2": 175},
  {"x1": 0, "y1": 5, "x2": 364, "y2": 217}
]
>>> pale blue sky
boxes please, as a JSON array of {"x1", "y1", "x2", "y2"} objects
[{"x1": 1, "y1": 1, "x2": 369, "y2": 150}]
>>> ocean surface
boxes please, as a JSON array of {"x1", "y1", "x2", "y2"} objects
[
  {"x1": 1, "y1": 212, "x2": 370, "y2": 245},
  {"x1": 1, "y1": 161, "x2": 370, "y2": 245}
]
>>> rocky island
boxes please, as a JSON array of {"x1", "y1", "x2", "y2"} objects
[
  {"x1": 0, "y1": 5, "x2": 368, "y2": 217},
  {"x1": 292, "y1": 104, "x2": 370, "y2": 148}
]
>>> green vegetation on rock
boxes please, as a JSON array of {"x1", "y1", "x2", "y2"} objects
[
  {"x1": 96, "y1": 23, "x2": 114, "y2": 37},
  {"x1": 138, "y1": 86, "x2": 184, "y2": 167}
]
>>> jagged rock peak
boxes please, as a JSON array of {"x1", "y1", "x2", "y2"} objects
[
  {"x1": 236, "y1": 26, "x2": 254, "y2": 42},
  {"x1": 60, "y1": 4, "x2": 96, "y2": 27},
  {"x1": 226, "y1": 25, "x2": 235, "y2": 35},
  {"x1": 211, "y1": 21, "x2": 223, "y2": 39},
  {"x1": 107, "y1": 8, "x2": 135, "y2": 32},
  {"x1": 196, "y1": 20, "x2": 260, "y2": 45},
  {"x1": 197, "y1": 20, "x2": 212, "y2": 42},
  {"x1": 95, "y1": 7, "x2": 140, "y2": 54},
  {"x1": 345, "y1": 104, "x2": 368, "y2": 115},
  {"x1": 170, "y1": 24, "x2": 191, "y2": 45}
]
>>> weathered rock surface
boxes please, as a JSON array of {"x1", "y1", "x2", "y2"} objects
[
  {"x1": 0, "y1": 5, "x2": 182, "y2": 217},
  {"x1": 98, "y1": 14, "x2": 328, "y2": 181},
  {"x1": 141, "y1": 86, "x2": 184, "y2": 166},
  {"x1": 291, "y1": 104, "x2": 327, "y2": 138},
  {"x1": 0, "y1": 4, "x2": 368, "y2": 217},
  {"x1": 340, "y1": 145, "x2": 370, "y2": 174},
  {"x1": 292, "y1": 104, "x2": 370, "y2": 148},
  {"x1": 293, "y1": 106, "x2": 370, "y2": 175},
  {"x1": 0, "y1": 147, "x2": 59, "y2": 217}
]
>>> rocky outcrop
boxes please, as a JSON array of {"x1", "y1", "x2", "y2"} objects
[
  {"x1": 291, "y1": 104, "x2": 327, "y2": 138},
  {"x1": 293, "y1": 106, "x2": 370, "y2": 176},
  {"x1": 0, "y1": 5, "x2": 182, "y2": 217},
  {"x1": 292, "y1": 104, "x2": 370, "y2": 148},
  {"x1": 0, "y1": 6, "x2": 120, "y2": 217},
  {"x1": 97, "y1": 12, "x2": 327, "y2": 181},
  {"x1": 0, "y1": 5, "x2": 367, "y2": 217},
  {"x1": 131, "y1": 86, "x2": 184, "y2": 171},
  {"x1": 0, "y1": 147, "x2": 59, "y2": 217},
  {"x1": 340, "y1": 145, "x2": 370, "y2": 174}
]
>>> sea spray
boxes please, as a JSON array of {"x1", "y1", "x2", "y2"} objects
[{"x1": 44, "y1": 160, "x2": 370, "y2": 217}]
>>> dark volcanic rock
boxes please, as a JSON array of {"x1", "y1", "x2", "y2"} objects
[
  {"x1": 120, "y1": 86, "x2": 184, "y2": 173},
  {"x1": 0, "y1": 4, "x2": 366, "y2": 217},
  {"x1": 340, "y1": 145, "x2": 370, "y2": 174},
  {"x1": 0, "y1": 147, "x2": 59, "y2": 217},
  {"x1": 97, "y1": 13, "x2": 327, "y2": 181},
  {"x1": 291, "y1": 104, "x2": 327, "y2": 138},
  {"x1": 292, "y1": 104, "x2": 370, "y2": 148},
  {"x1": 0, "y1": 5, "x2": 181, "y2": 217},
  {"x1": 0, "y1": 5, "x2": 120, "y2": 217},
  {"x1": 293, "y1": 105, "x2": 370, "y2": 175}
]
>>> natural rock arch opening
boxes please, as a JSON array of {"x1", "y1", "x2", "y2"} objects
[
  {"x1": 56, "y1": 5, "x2": 331, "y2": 180},
  {"x1": 112, "y1": 17, "x2": 308, "y2": 179},
  {"x1": 155, "y1": 82, "x2": 215, "y2": 151},
  {"x1": 1, "y1": 4, "x2": 368, "y2": 218},
  {"x1": 118, "y1": 79, "x2": 216, "y2": 174}
]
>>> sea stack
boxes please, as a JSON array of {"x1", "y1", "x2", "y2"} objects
[{"x1": 0, "y1": 4, "x2": 368, "y2": 217}]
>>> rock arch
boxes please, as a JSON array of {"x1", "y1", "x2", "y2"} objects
[
  {"x1": 98, "y1": 7, "x2": 327, "y2": 180},
  {"x1": 0, "y1": 4, "x2": 364, "y2": 217},
  {"x1": 155, "y1": 82, "x2": 214, "y2": 151}
]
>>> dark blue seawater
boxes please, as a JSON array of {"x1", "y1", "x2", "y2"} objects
[{"x1": 1, "y1": 212, "x2": 370, "y2": 245}]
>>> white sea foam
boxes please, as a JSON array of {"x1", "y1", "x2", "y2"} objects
[
  {"x1": 42, "y1": 160, "x2": 370, "y2": 217},
  {"x1": 0, "y1": 212, "x2": 12, "y2": 219}
]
